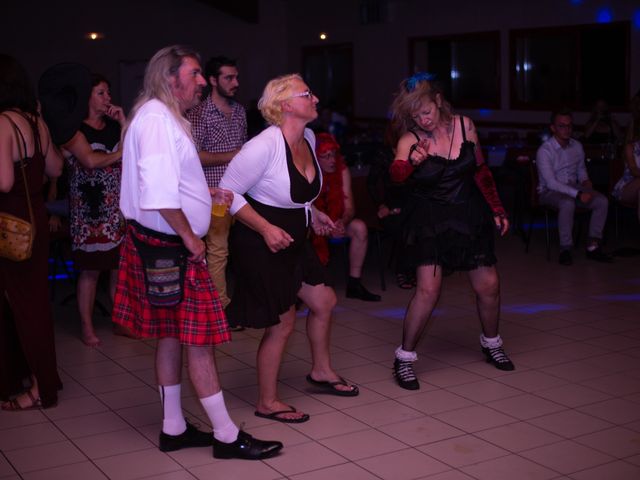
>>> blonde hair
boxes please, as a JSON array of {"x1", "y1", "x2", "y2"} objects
[
  {"x1": 390, "y1": 77, "x2": 452, "y2": 138},
  {"x1": 258, "y1": 73, "x2": 303, "y2": 126},
  {"x1": 125, "y1": 45, "x2": 200, "y2": 136}
]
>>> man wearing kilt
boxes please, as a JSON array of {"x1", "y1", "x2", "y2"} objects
[{"x1": 113, "y1": 45, "x2": 282, "y2": 460}]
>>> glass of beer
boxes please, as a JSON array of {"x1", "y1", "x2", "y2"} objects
[{"x1": 211, "y1": 190, "x2": 227, "y2": 217}]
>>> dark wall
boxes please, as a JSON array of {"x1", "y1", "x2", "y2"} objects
[{"x1": 3, "y1": 0, "x2": 638, "y2": 125}]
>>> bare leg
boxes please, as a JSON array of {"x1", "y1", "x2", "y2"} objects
[
  {"x1": 401, "y1": 265, "x2": 443, "y2": 351},
  {"x1": 156, "y1": 337, "x2": 182, "y2": 386},
  {"x1": 185, "y1": 345, "x2": 222, "y2": 397},
  {"x1": 77, "y1": 269, "x2": 101, "y2": 346},
  {"x1": 298, "y1": 283, "x2": 356, "y2": 393},
  {"x1": 466, "y1": 266, "x2": 500, "y2": 338},
  {"x1": 346, "y1": 219, "x2": 368, "y2": 277},
  {"x1": 255, "y1": 307, "x2": 306, "y2": 420}
]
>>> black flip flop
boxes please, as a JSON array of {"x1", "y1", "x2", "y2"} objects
[
  {"x1": 306, "y1": 374, "x2": 360, "y2": 397},
  {"x1": 254, "y1": 406, "x2": 310, "y2": 423}
]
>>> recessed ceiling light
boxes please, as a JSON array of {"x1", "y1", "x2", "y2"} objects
[{"x1": 86, "y1": 32, "x2": 105, "y2": 41}]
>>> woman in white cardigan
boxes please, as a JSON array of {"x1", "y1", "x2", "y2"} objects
[{"x1": 220, "y1": 74, "x2": 359, "y2": 423}]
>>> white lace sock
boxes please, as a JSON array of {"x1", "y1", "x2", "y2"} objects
[
  {"x1": 479, "y1": 334, "x2": 503, "y2": 349},
  {"x1": 159, "y1": 384, "x2": 186, "y2": 435},
  {"x1": 395, "y1": 346, "x2": 418, "y2": 362}
]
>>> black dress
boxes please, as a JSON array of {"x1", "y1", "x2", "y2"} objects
[
  {"x1": 227, "y1": 137, "x2": 327, "y2": 329},
  {"x1": 403, "y1": 116, "x2": 497, "y2": 275}
]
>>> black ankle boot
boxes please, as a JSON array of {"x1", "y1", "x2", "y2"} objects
[
  {"x1": 393, "y1": 358, "x2": 420, "y2": 390},
  {"x1": 346, "y1": 277, "x2": 381, "y2": 302}
]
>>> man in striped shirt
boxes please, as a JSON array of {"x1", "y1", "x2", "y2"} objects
[{"x1": 187, "y1": 56, "x2": 247, "y2": 311}]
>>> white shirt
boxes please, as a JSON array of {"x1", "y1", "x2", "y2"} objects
[
  {"x1": 120, "y1": 99, "x2": 212, "y2": 237},
  {"x1": 220, "y1": 125, "x2": 321, "y2": 219},
  {"x1": 536, "y1": 136, "x2": 589, "y2": 198}
]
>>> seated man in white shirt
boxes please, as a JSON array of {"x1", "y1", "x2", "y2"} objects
[{"x1": 536, "y1": 109, "x2": 611, "y2": 266}]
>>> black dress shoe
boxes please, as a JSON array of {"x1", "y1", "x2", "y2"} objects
[
  {"x1": 159, "y1": 421, "x2": 213, "y2": 452},
  {"x1": 585, "y1": 247, "x2": 613, "y2": 263},
  {"x1": 346, "y1": 282, "x2": 381, "y2": 302},
  {"x1": 212, "y1": 430, "x2": 283, "y2": 460},
  {"x1": 558, "y1": 250, "x2": 572, "y2": 266}
]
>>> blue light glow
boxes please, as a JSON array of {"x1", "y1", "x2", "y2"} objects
[
  {"x1": 376, "y1": 308, "x2": 407, "y2": 319},
  {"x1": 502, "y1": 303, "x2": 568, "y2": 314},
  {"x1": 48, "y1": 274, "x2": 72, "y2": 280},
  {"x1": 596, "y1": 7, "x2": 613, "y2": 23},
  {"x1": 570, "y1": 0, "x2": 582, "y2": 5},
  {"x1": 521, "y1": 220, "x2": 559, "y2": 230},
  {"x1": 450, "y1": 69, "x2": 460, "y2": 80},
  {"x1": 478, "y1": 109, "x2": 492, "y2": 117},
  {"x1": 633, "y1": 9, "x2": 640, "y2": 29}
]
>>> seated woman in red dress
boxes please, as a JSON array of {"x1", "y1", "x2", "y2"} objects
[{"x1": 311, "y1": 133, "x2": 381, "y2": 301}]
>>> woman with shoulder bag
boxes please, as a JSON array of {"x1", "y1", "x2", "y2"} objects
[{"x1": 0, "y1": 54, "x2": 64, "y2": 410}]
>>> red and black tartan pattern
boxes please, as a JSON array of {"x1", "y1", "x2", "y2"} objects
[{"x1": 113, "y1": 224, "x2": 230, "y2": 346}]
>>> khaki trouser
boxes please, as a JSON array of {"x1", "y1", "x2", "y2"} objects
[
  {"x1": 539, "y1": 187, "x2": 608, "y2": 249},
  {"x1": 205, "y1": 212, "x2": 232, "y2": 308}
]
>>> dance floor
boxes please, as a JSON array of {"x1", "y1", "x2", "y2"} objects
[{"x1": 1, "y1": 232, "x2": 639, "y2": 479}]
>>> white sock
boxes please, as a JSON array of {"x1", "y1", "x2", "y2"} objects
[
  {"x1": 200, "y1": 391, "x2": 239, "y2": 443},
  {"x1": 159, "y1": 384, "x2": 187, "y2": 435},
  {"x1": 479, "y1": 334, "x2": 503, "y2": 349},
  {"x1": 395, "y1": 346, "x2": 418, "y2": 362}
]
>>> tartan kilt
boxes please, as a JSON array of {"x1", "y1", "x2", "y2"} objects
[{"x1": 112, "y1": 223, "x2": 230, "y2": 346}]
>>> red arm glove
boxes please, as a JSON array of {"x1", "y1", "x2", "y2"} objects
[
  {"x1": 474, "y1": 149, "x2": 506, "y2": 217},
  {"x1": 389, "y1": 159, "x2": 414, "y2": 183}
]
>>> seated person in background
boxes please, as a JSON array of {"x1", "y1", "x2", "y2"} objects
[
  {"x1": 311, "y1": 133, "x2": 381, "y2": 301},
  {"x1": 367, "y1": 127, "x2": 415, "y2": 288},
  {"x1": 536, "y1": 108, "x2": 611, "y2": 265},
  {"x1": 612, "y1": 90, "x2": 640, "y2": 222},
  {"x1": 583, "y1": 99, "x2": 623, "y2": 145}
]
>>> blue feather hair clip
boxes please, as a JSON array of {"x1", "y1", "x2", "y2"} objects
[{"x1": 406, "y1": 72, "x2": 436, "y2": 92}]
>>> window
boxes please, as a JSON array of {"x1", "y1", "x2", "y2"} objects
[
  {"x1": 510, "y1": 21, "x2": 629, "y2": 110},
  {"x1": 302, "y1": 43, "x2": 354, "y2": 116},
  {"x1": 409, "y1": 32, "x2": 500, "y2": 109}
]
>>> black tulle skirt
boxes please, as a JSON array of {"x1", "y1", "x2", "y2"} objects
[{"x1": 402, "y1": 189, "x2": 497, "y2": 276}]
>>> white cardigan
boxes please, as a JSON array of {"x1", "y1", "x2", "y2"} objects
[{"x1": 220, "y1": 125, "x2": 322, "y2": 222}]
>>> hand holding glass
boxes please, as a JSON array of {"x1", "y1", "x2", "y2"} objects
[{"x1": 210, "y1": 188, "x2": 233, "y2": 217}]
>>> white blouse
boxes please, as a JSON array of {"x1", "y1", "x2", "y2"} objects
[{"x1": 220, "y1": 125, "x2": 322, "y2": 223}]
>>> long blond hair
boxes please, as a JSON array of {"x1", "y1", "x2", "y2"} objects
[{"x1": 125, "y1": 45, "x2": 200, "y2": 136}]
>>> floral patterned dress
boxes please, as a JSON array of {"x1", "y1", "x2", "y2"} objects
[{"x1": 68, "y1": 118, "x2": 124, "y2": 269}]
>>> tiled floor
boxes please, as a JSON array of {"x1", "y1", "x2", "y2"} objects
[{"x1": 1, "y1": 234, "x2": 640, "y2": 479}]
